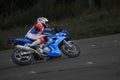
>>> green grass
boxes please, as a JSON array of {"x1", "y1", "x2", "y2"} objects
[{"x1": 0, "y1": 9, "x2": 120, "y2": 50}]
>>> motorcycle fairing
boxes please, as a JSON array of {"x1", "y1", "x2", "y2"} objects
[{"x1": 45, "y1": 33, "x2": 66, "y2": 57}]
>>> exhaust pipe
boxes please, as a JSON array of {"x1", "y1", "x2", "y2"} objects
[
  {"x1": 15, "y1": 45, "x2": 47, "y2": 57},
  {"x1": 15, "y1": 45, "x2": 33, "y2": 51}
]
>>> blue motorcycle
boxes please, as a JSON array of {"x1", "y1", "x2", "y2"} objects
[{"x1": 8, "y1": 29, "x2": 80, "y2": 66}]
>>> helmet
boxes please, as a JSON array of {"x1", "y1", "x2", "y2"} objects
[{"x1": 37, "y1": 17, "x2": 48, "y2": 24}]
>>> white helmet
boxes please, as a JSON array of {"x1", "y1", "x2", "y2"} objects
[{"x1": 37, "y1": 17, "x2": 48, "y2": 24}]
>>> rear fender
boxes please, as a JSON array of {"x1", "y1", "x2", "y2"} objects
[{"x1": 8, "y1": 38, "x2": 16, "y2": 45}]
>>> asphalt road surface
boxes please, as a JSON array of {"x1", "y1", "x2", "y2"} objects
[{"x1": 0, "y1": 34, "x2": 120, "y2": 80}]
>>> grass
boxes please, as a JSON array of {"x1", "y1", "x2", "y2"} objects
[{"x1": 0, "y1": 9, "x2": 120, "y2": 50}]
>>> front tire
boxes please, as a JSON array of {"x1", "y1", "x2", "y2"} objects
[
  {"x1": 61, "y1": 41, "x2": 80, "y2": 57},
  {"x1": 11, "y1": 48, "x2": 34, "y2": 66}
]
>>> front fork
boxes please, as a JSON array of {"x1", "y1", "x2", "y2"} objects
[{"x1": 63, "y1": 40, "x2": 73, "y2": 47}]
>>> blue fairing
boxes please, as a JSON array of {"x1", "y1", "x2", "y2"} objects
[
  {"x1": 15, "y1": 38, "x2": 33, "y2": 44},
  {"x1": 44, "y1": 31, "x2": 68, "y2": 57},
  {"x1": 8, "y1": 38, "x2": 33, "y2": 44}
]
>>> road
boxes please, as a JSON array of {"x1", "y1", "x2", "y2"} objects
[{"x1": 0, "y1": 34, "x2": 120, "y2": 80}]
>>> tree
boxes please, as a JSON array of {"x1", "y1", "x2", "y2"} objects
[
  {"x1": 88, "y1": 0, "x2": 95, "y2": 9},
  {"x1": 94, "y1": 0, "x2": 101, "y2": 9},
  {"x1": 10, "y1": 0, "x2": 16, "y2": 16},
  {"x1": 88, "y1": 0, "x2": 101, "y2": 9}
]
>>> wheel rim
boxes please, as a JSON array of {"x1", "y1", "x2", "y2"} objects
[
  {"x1": 14, "y1": 49, "x2": 32, "y2": 62},
  {"x1": 63, "y1": 43, "x2": 79, "y2": 55}
]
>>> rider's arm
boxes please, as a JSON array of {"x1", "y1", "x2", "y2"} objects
[
  {"x1": 43, "y1": 28, "x2": 55, "y2": 33},
  {"x1": 35, "y1": 23, "x2": 44, "y2": 32}
]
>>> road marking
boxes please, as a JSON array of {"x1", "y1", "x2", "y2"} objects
[
  {"x1": 91, "y1": 44, "x2": 97, "y2": 47},
  {"x1": 29, "y1": 71, "x2": 37, "y2": 74},
  {"x1": 113, "y1": 40, "x2": 118, "y2": 43},
  {"x1": 9, "y1": 59, "x2": 12, "y2": 62},
  {"x1": 86, "y1": 61, "x2": 93, "y2": 65}
]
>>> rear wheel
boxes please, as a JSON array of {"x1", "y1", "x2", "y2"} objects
[
  {"x1": 11, "y1": 48, "x2": 34, "y2": 66},
  {"x1": 61, "y1": 41, "x2": 80, "y2": 57}
]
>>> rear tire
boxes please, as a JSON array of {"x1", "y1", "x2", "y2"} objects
[
  {"x1": 11, "y1": 48, "x2": 34, "y2": 66},
  {"x1": 60, "y1": 41, "x2": 80, "y2": 57}
]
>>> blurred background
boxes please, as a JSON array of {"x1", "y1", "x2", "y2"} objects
[{"x1": 0, "y1": 0, "x2": 120, "y2": 50}]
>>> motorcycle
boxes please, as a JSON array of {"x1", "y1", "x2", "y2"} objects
[{"x1": 8, "y1": 29, "x2": 80, "y2": 66}]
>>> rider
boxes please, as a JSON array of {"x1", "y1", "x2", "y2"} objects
[{"x1": 25, "y1": 17, "x2": 55, "y2": 49}]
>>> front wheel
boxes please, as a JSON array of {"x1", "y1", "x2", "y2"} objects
[
  {"x1": 11, "y1": 48, "x2": 34, "y2": 66},
  {"x1": 60, "y1": 41, "x2": 80, "y2": 57}
]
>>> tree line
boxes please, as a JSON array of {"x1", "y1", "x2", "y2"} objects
[{"x1": 0, "y1": 0, "x2": 120, "y2": 30}]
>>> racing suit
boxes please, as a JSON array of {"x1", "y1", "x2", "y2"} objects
[{"x1": 25, "y1": 22, "x2": 54, "y2": 46}]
